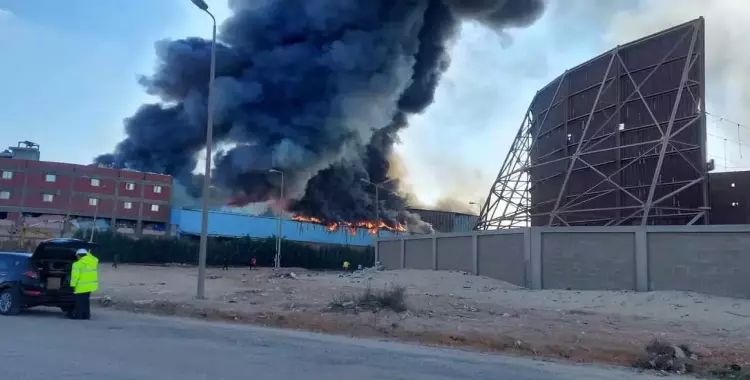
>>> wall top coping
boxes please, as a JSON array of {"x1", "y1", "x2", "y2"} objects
[{"x1": 376, "y1": 224, "x2": 750, "y2": 242}]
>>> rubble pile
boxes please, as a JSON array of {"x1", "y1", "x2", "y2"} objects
[
  {"x1": 634, "y1": 339, "x2": 696, "y2": 375},
  {"x1": 339, "y1": 263, "x2": 385, "y2": 279}
]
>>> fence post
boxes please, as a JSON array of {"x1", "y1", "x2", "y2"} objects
[
  {"x1": 432, "y1": 236, "x2": 438, "y2": 270},
  {"x1": 529, "y1": 228, "x2": 543, "y2": 289},
  {"x1": 635, "y1": 228, "x2": 649, "y2": 292},
  {"x1": 523, "y1": 228, "x2": 532, "y2": 288},
  {"x1": 374, "y1": 237, "x2": 379, "y2": 266},
  {"x1": 472, "y1": 233, "x2": 478, "y2": 275},
  {"x1": 400, "y1": 238, "x2": 406, "y2": 269}
]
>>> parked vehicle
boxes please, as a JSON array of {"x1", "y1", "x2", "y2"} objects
[{"x1": 0, "y1": 239, "x2": 96, "y2": 315}]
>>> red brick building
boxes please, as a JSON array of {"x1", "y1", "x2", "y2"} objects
[{"x1": 0, "y1": 153, "x2": 172, "y2": 236}]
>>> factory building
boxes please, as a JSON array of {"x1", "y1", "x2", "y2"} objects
[
  {"x1": 0, "y1": 141, "x2": 172, "y2": 239},
  {"x1": 0, "y1": 141, "x2": 477, "y2": 245},
  {"x1": 170, "y1": 208, "x2": 403, "y2": 247},
  {"x1": 405, "y1": 208, "x2": 478, "y2": 233}
]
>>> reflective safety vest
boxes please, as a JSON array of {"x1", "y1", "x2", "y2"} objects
[{"x1": 71, "y1": 253, "x2": 99, "y2": 294}]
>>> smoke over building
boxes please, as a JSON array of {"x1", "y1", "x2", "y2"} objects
[{"x1": 96, "y1": 0, "x2": 547, "y2": 228}]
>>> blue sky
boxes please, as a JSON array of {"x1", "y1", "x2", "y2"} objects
[
  {"x1": 0, "y1": 0, "x2": 229, "y2": 165},
  {"x1": 1, "y1": 0, "x2": 748, "y2": 209}
]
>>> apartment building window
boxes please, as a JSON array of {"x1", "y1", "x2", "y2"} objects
[
  {"x1": 150, "y1": 204, "x2": 160, "y2": 212},
  {"x1": 89, "y1": 198, "x2": 99, "y2": 206},
  {"x1": 153, "y1": 185, "x2": 163, "y2": 194},
  {"x1": 90, "y1": 178, "x2": 101, "y2": 187},
  {"x1": 123, "y1": 201, "x2": 133, "y2": 210},
  {"x1": 125, "y1": 182, "x2": 135, "y2": 191},
  {"x1": 45, "y1": 174, "x2": 56, "y2": 182},
  {"x1": 42, "y1": 193, "x2": 54, "y2": 203},
  {"x1": 0, "y1": 191, "x2": 10, "y2": 200},
  {"x1": 1, "y1": 171, "x2": 12, "y2": 180}
]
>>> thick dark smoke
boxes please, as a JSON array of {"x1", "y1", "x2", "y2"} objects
[{"x1": 97, "y1": 0, "x2": 546, "y2": 226}]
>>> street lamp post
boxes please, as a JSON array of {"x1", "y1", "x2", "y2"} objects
[
  {"x1": 360, "y1": 178, "x2": 395, "y2": 265},
  {"x1": 190, "y1": 0, "x2": 217, "y2": 300},
  {"x1": 269, "y1": 169, "x2": 284, "y2": 269}
]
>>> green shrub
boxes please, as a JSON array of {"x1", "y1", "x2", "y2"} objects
[{"x1": 74, "y1": 230, "x2": 373, "y2": 270}]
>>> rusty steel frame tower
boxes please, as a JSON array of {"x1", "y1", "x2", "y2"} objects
[{"x1": 475, "y1": 18, "x2": 708, "y2": 229}]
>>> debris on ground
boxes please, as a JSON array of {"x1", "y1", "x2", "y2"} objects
[
  {"x1": 94, "y1": 266, "x2": 750, "y2": 372},
  {"x1": 339, "y1": 264, "x2": 385, "y2": 279},
  {"x1": 634, "y1": 339, "x2": 695, "y2": 375},
  {"x1": 271, "y1": 271, "x2": 298, "y2": 279},
  {"x1": 709, "y1": 363, "x2": 750, "y2": 379},
  {"x1": 98, "y1": 295, "x2": 112, "y2": 307},
  {"x1": 330, "y1": 285, "x2": 407, "y2": 313}
]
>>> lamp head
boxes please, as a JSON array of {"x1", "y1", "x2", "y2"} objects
[{"x1": 190, "y1": 0, "x2": 209, "y2": 11}]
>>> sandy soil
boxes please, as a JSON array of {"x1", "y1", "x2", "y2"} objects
[{"x1": 94, "y1": 265, "x2": 750, "y2": 372}]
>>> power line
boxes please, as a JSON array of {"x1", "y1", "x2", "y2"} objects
[
  {"x1": 705, "y1": 111, "x2": 750, "y2": 159},
  {"x1": 705, "y1": 111, "x2": 749, "y2": 132}
]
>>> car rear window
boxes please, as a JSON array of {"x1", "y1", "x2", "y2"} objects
[{"x1": 0, "y1": 255, "x2": 29, "y2": 270}]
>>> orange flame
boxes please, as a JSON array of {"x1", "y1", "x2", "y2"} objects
[
  {"x1": 292, "y1": 215, "x2": 323, "y2": 224},
  {"x1": 291, "y1": 215, "x2": 406, "y2": 234}
]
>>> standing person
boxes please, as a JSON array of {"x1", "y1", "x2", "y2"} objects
[
  {"x1": 249, "y1": 257, "x2": 256, "y2": 270},
  {"x1": 222, "y1": 252, "x2": 229, "y2": 271},
  {"x1": 70, "y1": 248, "x2": 99, "y2": 320},
  {"x1": 112, "y1": 253, "x2": 119, "y2": 268}
]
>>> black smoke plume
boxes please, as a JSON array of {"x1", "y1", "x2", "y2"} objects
[{"x1": 96, "y1": 0, "x2": 546, "y2": 227}]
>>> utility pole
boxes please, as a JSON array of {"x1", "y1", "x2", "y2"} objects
[
  {"x1": 360, "y1": 178, "x2": 395, "y2": 264},
  {"x1": 189, "y1": 0, "x2": 217, "y2": 300},
  {"x1": 269, "y1": 169, "x2": 284, "y2": 269}
]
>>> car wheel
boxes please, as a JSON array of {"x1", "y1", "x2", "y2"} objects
[{"x1": 0, "y1": 288, "x2": 21, "y2": 316}]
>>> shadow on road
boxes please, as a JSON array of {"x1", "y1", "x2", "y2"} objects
[{"x1": 19, "y1": 307, "x2": 70, "y2": 319}]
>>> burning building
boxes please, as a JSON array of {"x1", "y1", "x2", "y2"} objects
[{"x1": 95, "y1": 0, "x2": 549, "y2": 232}]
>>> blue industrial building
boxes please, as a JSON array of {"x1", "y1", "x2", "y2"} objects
[{"x1": 170, "y1": 208, "x2": 403, "y2": 246}]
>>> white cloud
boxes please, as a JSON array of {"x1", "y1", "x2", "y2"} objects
[
  {"x1": 605, "y1": 0, "x2": 750, "y2": 170},
  {"x1": 398, "y1": 0, "x2": 750, "y2": 206}
]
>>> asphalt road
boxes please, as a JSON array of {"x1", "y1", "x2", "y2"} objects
[{"x1": 0, "y1": 309, "x2": 679, "y2": 380}]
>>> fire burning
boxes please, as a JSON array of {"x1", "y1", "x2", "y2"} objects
[{"x1": 291, "y1": 215, "x2": 406, "y2": 235}]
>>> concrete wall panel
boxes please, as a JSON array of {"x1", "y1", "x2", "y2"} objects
[
  {"x1": 404, "y1": 239, "x2": 433, "y2": 269},
  {"x1": 436, "y1": 236, "x2": 473, "y2": 272},
  {"x1": 378, "y1": 240, "x2": 402, "y2": 270},
  {"x1": 648, "y1": 232, "x2": 750, "y2": 298},
  {"x1": 477, "y1": 233, "x2": 526, "y2": 286},
  {"x1": 541, "y1": 232, "x2": 636, "y2": 291}
]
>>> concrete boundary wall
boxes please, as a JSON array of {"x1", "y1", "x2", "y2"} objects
[{"x1": 377, "y1": 225, "x2": 750, "y2": 298}]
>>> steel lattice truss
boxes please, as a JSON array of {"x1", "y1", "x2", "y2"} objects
[{"x1": 475, "y1": 18, "x2": 708, "y2": 230}]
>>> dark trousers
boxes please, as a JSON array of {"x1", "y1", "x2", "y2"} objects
[{"x1": 72, "y1": 292, "x2": 91, "y2": 320}]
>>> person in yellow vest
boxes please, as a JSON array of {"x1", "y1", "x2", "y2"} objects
[
  {"x1": 342, "y1": 261, "x2": 350, "y2": 271},
  {"x1": 69, "y1": 248, "x2": 99, "y2": 320}
]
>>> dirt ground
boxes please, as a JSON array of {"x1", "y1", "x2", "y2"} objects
[{"x1": 95, "y1": 264, "x2": 750, "y2": 372}]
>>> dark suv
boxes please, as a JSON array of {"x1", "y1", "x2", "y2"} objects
[{"x1": 0, "y1": 238, "x2": 96, "y2": 315}]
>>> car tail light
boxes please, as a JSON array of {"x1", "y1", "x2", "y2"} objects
[{"x1": 23, "y1": 271, "x2": 38, "y2": 279}]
